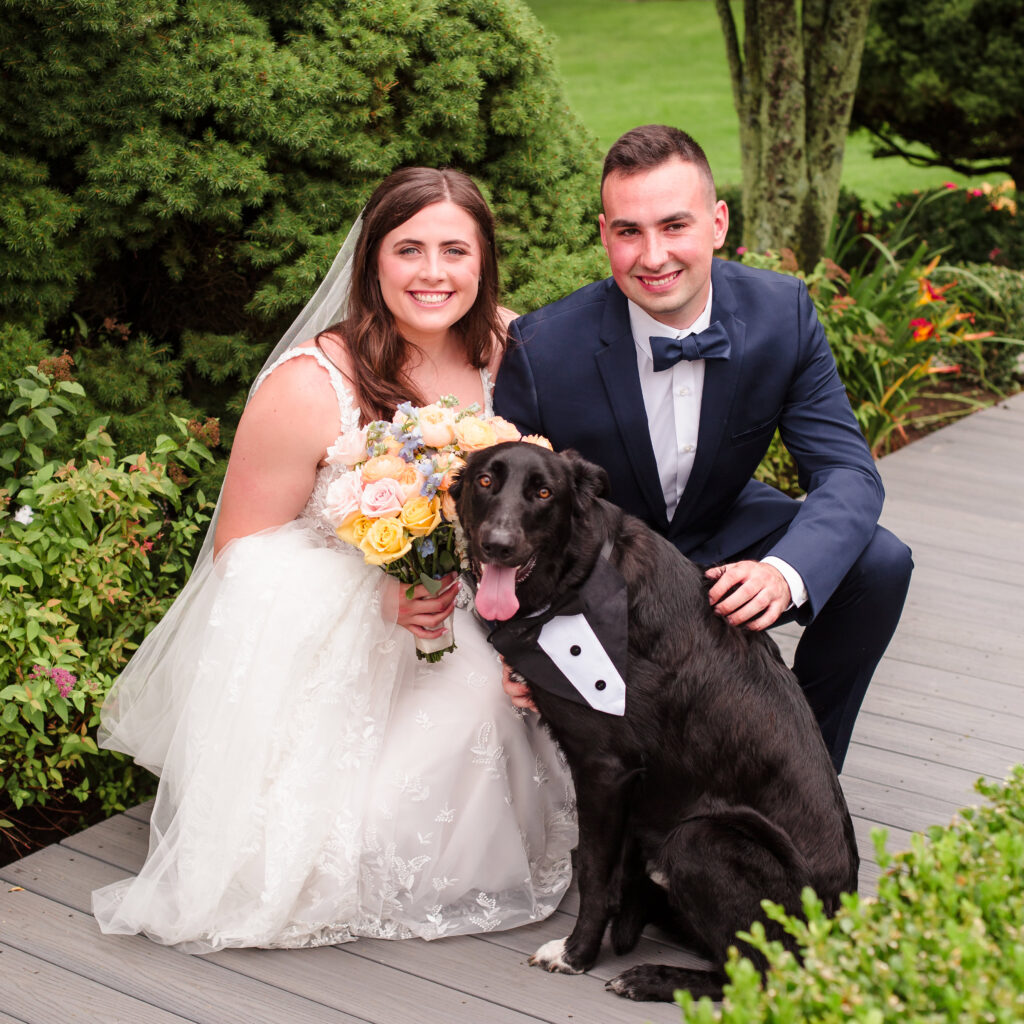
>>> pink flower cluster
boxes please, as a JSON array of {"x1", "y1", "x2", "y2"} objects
[{"x1": 30, "y1": 664, "x2": 78, "y2": 698}]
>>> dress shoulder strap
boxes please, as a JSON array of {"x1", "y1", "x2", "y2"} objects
[
  {"x1": 251, "y1": 347, "x2": 360, "y2": 434},
  {"x1": 480, "y1": 366, "x2": 495, "y2": 417}
]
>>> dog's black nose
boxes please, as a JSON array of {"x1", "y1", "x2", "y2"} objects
[{"x1": 481, "y1": 536, "x2": 517, "y2": 561}]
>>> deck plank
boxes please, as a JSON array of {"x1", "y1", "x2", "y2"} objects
[
  {"x1": 0, "y1": 943, "x2": 197, "y2": 1024},
  {"x1": 0, "y1": 888, "x2": 364, "y2": 1024}
]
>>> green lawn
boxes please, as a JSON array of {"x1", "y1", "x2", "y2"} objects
[{"x1": 524, "y1": 0, "x2": 1001, "y2": 207}]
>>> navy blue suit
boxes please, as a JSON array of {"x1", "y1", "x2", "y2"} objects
[{"x1": 495, "y1": 258, "x2": 913, "y2": 770}]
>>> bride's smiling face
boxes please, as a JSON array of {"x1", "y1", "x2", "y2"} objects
[{"x1": 376, "y1": 201, "x2": 483, "y2": 346}]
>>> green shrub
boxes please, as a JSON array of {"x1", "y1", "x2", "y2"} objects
[
  {"x1": 856, "y1": 183, "x2": 1022, "y2": 270},
  {"x1": 0, "y1": 362, "x2": 214, "y2": 823},
  {"x1": 677, "y1": 765, "x2": 1024, "y2": 1023},
  {"x1": 950, "y1": 262, "x2": 1024, "y2": 392},
  {"x1": 0, "y1": 0, "x2": 604, "y2": 437}
]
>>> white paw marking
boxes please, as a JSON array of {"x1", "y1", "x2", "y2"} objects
[{"x1": 528, "y1": 936, "x2": 582, "y2": 974}]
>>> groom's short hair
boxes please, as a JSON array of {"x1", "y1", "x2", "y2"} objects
[{"x1": 602, "y1": 125, "x2": 717, "y2": 204}]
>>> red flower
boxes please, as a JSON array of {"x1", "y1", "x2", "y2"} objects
[{"x1": 910, "y1": 318, "x2": 936, "y2": 341}]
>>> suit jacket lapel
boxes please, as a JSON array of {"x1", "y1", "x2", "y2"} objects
[
  {"x1": 671, "y1": 263, "x2": 744, "y2": 531},
  {"x1": 594, "y1": 288, "x2": 670, "y2": 529}
]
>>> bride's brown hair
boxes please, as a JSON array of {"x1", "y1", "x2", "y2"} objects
[{"x1": 329, "y1": 167, "x2": 505, "y2": 424}]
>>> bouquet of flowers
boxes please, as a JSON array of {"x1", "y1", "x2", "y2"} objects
[{"x1": 320, "y1": 396, "x2": 550, "y2": 662}]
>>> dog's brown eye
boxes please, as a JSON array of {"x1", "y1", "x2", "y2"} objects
[
  {"x1": 477, "y1": 473, "x2": 492, "y2": 488},
  {"x1": 537, "y1": 486, "x2": 552, "y2": 499}
]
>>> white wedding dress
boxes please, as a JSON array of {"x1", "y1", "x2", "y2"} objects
[{"x1": 92, "y1": 348, "x2": 576, "y2": 953}]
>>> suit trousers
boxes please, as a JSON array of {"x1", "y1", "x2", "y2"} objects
[{"x1": 720, "y1": 516, "x2": 914, "y2": 774}]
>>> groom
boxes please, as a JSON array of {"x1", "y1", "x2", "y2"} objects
[{"x1": 494, "y1": 124, "x2": 913, "y2": 772}]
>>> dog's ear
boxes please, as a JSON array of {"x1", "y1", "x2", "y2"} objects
[
  {"x1": 448, "y1": 462, "x2": 465, "y2": 502},
  {"x1": 560, "y1": 448, "x2": 609, "y2": 516}
]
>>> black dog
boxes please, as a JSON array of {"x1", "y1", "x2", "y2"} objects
[{"x1": 451, "y1": 442, "x2": 858, "y2": 1002}]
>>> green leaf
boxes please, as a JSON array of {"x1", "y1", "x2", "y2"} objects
[{"x1": 34, "y1": 408, "x2": 59, "y2": 433}]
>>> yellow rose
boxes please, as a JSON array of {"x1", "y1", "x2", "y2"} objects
[
  {"x1": 521, "y1": 434, "x2": 554, "y2": 450},
  {"x1": 454, "y1": 416, "x2": 497, "y2": 452},
  {"x1": 337, "y1": 516, "x2": 374, "y2": 548},
  {"x1": 337, "y1": 514, "x2": 374, "y2": 546},
  {"x1": 361, "y1": 453, "x2": 407, "y2": 483},
  {"x1": 359, "y1": 517, "x2": 413, "y2": 566},
  {"x1": 488, "y1": 416, "x2": 522, "y2": 443},
  {"x1": 399, "y1": 495, "x2": 442, "y2": 537}
]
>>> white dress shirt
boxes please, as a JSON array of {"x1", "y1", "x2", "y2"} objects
[{"x1": 628, "y1": 290, "x2": 807, "y2": 608}]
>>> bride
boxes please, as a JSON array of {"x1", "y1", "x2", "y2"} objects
[{"x1": 92, "y1": 167, "x2": 577, "y2": 953}]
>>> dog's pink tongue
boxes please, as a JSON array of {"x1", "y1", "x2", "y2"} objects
[{"x1": 475, "y1": 563, "x2": 520, "y2": 621}]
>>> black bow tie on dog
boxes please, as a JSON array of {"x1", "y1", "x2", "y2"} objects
[
  {"x1": 486, "y1": 550, "x2": 629, "y2": 715},
  {"x1": 649, "y1": 320, "x2": 731, "y2": 371}
]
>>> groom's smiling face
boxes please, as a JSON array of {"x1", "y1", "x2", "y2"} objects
[{"x1": 599, "y1": 156, "x2": 728, "y2": 332}]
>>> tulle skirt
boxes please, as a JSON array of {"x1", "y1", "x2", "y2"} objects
[{"x1": 92, "y1": 521, "x2": 576, "y2": 952}]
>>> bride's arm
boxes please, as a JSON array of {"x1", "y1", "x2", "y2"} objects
[{"x1": 214, "y1": 356, "x2": 340, "y2": 558}]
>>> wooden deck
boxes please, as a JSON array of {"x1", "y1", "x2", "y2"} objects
[{"x1": 3, "y1": 394, "x2": 1023, "y2": 1024}]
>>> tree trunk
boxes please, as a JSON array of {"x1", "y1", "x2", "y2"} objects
[{"x1": 715, "y1": 0, "x2": 871, "y2": 269}]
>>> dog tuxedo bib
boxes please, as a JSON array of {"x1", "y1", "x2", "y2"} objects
[{"x1": 486, "y1": 551, "x2": 629, "y2": 716}]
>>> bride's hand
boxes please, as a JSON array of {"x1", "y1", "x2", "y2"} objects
[{"x1": 395, "y1": 573, "x2": 459, "y2": 638}]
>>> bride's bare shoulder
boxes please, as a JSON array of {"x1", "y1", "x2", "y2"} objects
[{"x1": 243, "y1": 339, "x2": 345, "y2": 427}]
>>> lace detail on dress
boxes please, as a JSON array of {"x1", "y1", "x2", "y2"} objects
[{"x1": 480, "y1": 366, "x2": 495, "y2": 417}]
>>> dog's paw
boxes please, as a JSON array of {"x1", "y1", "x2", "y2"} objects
[
  {"x1": 528, "y1": 937, "x2": 584, "y2": 974},
  {"x1": 606, "y1": 965, "x2": 673, "y2": 1002},
  {"x1": 606, "y1": 964, "x2": 725, "y2": 1003}
]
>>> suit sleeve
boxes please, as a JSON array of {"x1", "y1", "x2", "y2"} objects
[
  {"x1": 493, "y1": 318, "x2": 545, "y2": 437},
  {"x1": 763, "y1": 281, "x2": 885, "y2": 617}
]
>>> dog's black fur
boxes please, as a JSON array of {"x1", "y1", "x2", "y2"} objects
[{"x1": 451, "y1": 442, "x2": 859, "y2": 1002}]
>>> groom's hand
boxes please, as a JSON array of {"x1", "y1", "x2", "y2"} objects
[
  {"x1": 501, "y1": 659, "x2": 537, "y2": 712},
  {"x1": 705, "y1": 561, "x2": 791, "y2": 630}
]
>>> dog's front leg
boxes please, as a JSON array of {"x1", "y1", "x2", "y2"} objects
[{"x1": 530, "y1": 759, "x2": 632, "y2": 975}]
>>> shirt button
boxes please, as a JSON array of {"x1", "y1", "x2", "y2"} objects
[
  {"x1": 682, "y1": 444, "x2": 695, "y2": 453},
  {"x1": 569, "y1": 644, "x2": 581, "y2": 656},
  {"x1": 676, "y1": 386, "x2": 690, "y2": 397},
  {"x1": 594, "y1": 680, "x2": 607, "y2": 691}
]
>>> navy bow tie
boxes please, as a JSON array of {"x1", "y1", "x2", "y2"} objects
[{"x1": 649, "y1": 321, "x2": 731, "y2": 371}]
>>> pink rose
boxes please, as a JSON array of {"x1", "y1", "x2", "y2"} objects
[
  {"x1": 322, "y1": 471, "x2": 364, "y2": 527},
  {"x1": 326, "y1": 426, "x2": 368, "y2": 467},
  {"x1": 360, "y1": 477, "x2": 405, "y2": 517}
]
